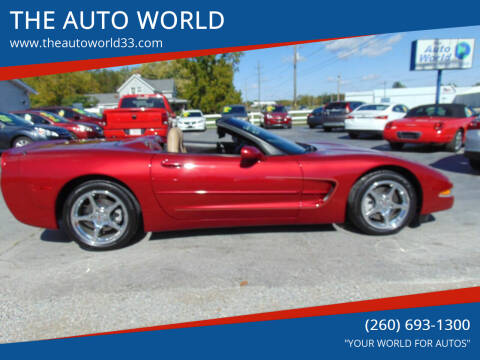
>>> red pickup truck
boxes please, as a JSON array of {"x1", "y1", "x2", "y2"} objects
[{"x1": 102, "y1": 94, "x2": 174, "y2": 138}]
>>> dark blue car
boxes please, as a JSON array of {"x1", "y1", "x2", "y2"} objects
[{"x1": 0, "y1": 112, "x2": 74, "y2": 149}]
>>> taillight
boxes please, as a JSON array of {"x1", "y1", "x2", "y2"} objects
[
  {"x1": 307, "y1": 113, "x2": 313, "y2": 118},
  {"x1": 346, "y1": 105, "x2": 351, "y2": 113},
  {"x1": 434, "y1": 122, "x2": 444, "y2": 131},
  {"x1": 468, "y1": 118, "x2": 480, "y2": 130},
  {"x1": 385, "y1": 122, "x2": 393, "y2": 129},
  {"x1": 346, "y1": 115, "x2": 354, "y2": 119},
  {"x1": 375, "y1": 115, "x2": 388, "y2": 120},
  {"x1": 162, "y1": 112, "x2": 168, "y2": 125}
]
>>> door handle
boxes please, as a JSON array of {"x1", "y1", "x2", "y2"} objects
[{"x1": 161, "y1": 159, "x2": 182, "y2": 168}]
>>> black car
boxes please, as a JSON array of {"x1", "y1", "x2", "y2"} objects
[
  {"x1": 220, "y1": 104, "x2": 249, "y2": 122},
  {"x1": 0, "y1": 112, "x2": 74, "y2": 149},
  {"x1": 307, "y1": 107, "x2": 325, "y2": 128},
  {"x1": 322, "y1": 101, "x2": 364, "y2": 131}
]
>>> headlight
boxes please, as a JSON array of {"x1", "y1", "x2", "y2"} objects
[
  {"x1": 74, "y1": 125, "x2": 93, "y2": 132},
  {"x1": 35, "y1": 127, "x2": 59, "y2": 137}
]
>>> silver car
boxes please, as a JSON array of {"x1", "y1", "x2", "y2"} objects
[{"x1": 465, "y1": 116, "x2": 480, "y2": 170}]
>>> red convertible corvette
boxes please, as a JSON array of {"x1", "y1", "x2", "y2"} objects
[
  {"x1": 1, "y1": 118, "x2": 454, "y2": 250},
  {"x1": 383, "y1": 104, "x2": 476, "y2": 152}
]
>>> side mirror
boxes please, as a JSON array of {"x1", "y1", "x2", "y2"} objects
[{"x1": 240, "y1": 146, "x2": 264, "y2": 162}]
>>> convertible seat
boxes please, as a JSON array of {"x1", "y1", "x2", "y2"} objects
[{"x1": 167, "y1": 127, "x2": 187, "y2": 153}]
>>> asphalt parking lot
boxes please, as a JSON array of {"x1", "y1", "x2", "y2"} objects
[{"x1": 1, "y1": 126, "x2": 479, "y2": 343}]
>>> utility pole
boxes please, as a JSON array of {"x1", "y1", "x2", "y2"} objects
[
  {"x1": 257, "y1": 61, "x2": 261, "y2": 108},
  {"x1": 435, "y1": 70, "x2": 442, "y2": 104},
  {"x1": 293, "y1": 45, "x2": 297, "y2": 109},
  {"x1": 244, "y1": 80, "x2": 248, "y2": 106},
  {"x1": 337, "y1": 75, "x2": 341, "y2": 101}
]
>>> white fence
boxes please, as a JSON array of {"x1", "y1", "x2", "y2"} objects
[{"x1": 204, "y1": 109, "x2": 312, "y2": 126}]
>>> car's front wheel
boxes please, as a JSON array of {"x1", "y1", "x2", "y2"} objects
[
  {"x1": 13, "y1": 136, "x2": 33, "y2": 148},
  {"x1": 347, "y1": 170, "x2": 417, "y2": 235},
  {"x1": 62, "y1": 180, "x2": 142, "y2": 250}
]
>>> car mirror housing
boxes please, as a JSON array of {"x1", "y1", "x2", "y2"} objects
[{"x1": 241, "y1": 146, "x2": 264, "y2": 162}]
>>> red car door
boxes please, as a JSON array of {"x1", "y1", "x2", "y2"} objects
[{"x1": 150, "y1": 153, "x2": 303, "y2": 223}]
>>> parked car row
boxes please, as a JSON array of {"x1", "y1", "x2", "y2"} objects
[
  {"x1": 0, "y1": 106, "x2": 106, "y2": 151},
  {"x1": 306, "y1": 101, "x2": 480, "y2": 171}
]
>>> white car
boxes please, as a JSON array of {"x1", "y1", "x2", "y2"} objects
[
  {"x1": 344, "y1": 103, "x2": 408, "y2": 138},
  {"x1": 176, "y1": 109, "x2": 207, "y2": 131}
]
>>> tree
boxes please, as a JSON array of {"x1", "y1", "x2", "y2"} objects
[
  {"x1": 392, "y1": 81, "x2": 406, "y2": 88},
  {"x1": 23, "y1": 68, "x2": 132, "y2": 107},
  {"x1": 24, "y1": 72, "x2": 101, "y2": 107},
  {"x1": 176, "y1": 54, "x2": 243, "y2": 113}
]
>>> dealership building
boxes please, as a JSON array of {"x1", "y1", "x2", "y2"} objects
[{"x1": 345, "y1": 85, "x2": 480, "y2": 109}]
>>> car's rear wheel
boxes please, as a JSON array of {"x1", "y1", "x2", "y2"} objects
[
  {"x1": 469, "y1": 158, "x2": 480, "y2": 170},
  {"x1": 347, "y1": 170, "x2": 417, "y2": 235},
  {"x1": 446, "y1": 130, "x2": 463, "y2": 152},
  {"x1": 13, "y1": 136, "x2": 32, "y2": 148},
  {"x1": 323, "y1": 127, "x2": 332, "y2": 132},
  {"x1": 62, "y1": 180, "x2": 141, "y2": 250},
  {"x1": 308, "y1": 124, "x2": 315, "y2": 129},
  {"x1": 348, "y1": 132, "x2": 359, "y2": 139},
  {"x1": 388, "y1": 141, "x2": 404, "y2": 150}
]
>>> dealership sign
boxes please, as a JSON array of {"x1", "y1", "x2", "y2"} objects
[{"x1": 410, "y1": 39, "x2": 475, "y2": 70}]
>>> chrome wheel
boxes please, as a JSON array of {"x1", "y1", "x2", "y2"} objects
[
  {"x1": 360, "y1": 180, "x2": 410, "y2": 231},
  {"x1": 14, "y1": 138, "x2": 32, "y2": 147},
  {"x1": 453, "y1": 131, "x2": 462, "y2": 152},
  {"x1": 70, "y1": 190, "x2": 129, "y2": 247}
]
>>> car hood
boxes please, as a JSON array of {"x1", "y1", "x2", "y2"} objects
[
  {"x1": 222, "y1": 113, "x2": 248, "y2": 118},
  {"x1": 179, "y1": 116, "x2": 204, "y2": 120},
  {"x1": 7, "y1": 136, "x2": 163, "y2": 155}
]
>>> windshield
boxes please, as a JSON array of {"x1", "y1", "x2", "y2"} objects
[
  {"x1": 357, "y1": 104, "x2": 389, "y2": 111},
  {"x1": 0, "y1": 112, "x2": 32, "y2": 127},
  {"x1": 407, "y1": 105, "x2": 463, "y2": 118},
  {"x1": 182, "y1": 111, "x2": 202, "y2": 118},
  {"x1": 264, "y1": 105, "x2": 286, "y2": 113},
  {"x1": 120, "y1": 97, "x2": 165, "y2": 109},
  {"x1": 326, "y1": 102, "x2": 348, "y2": 110},
  {"x1": 39, "y1": 111, "x2": 69, "y2": 123},
  {"x1": 226, "y1": 118, "x2": 308, "y2": 155},
  {"x1": 72, "y1": 108, "x2": 101, "y2": 119},
  {"x1": 222, "y1": 106, "x2": 246, "y2": 114}
]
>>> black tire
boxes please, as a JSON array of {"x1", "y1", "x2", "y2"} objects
[
  {"x1": 389, "y1": 142, "x2": 404, "y2": 150},
  {"x1": 288, "y1": 123, "x2": 292, "y2": 129},
  {"x1": 61, "y1": 180, "x2": 141, "y2": 250},
  {"x1": 469, "y1": 158, "x2": 480, "y2": 170},
  {"x1": 12, "y1": 136, "x2": 33, "y2": 148},
  {"x1": 348, "y1": 132, "x2": 359, "y2": 139},
  {"x1": 347, "y1": 170, "x2": 417, "y2": 235},
  {"x1": 446, "y1": 129, "x2": 463, "y2": 152},
  {"x1": 323, "y1": 127, "x2": 332, "y2": 132},
  {"x1": 308, "y1": 124, "x2": 315, "y2": 129}
]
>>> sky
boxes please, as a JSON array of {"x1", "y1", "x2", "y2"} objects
[{"x1": 234, "y1": 25, "x2": 480, "y2": 102}]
